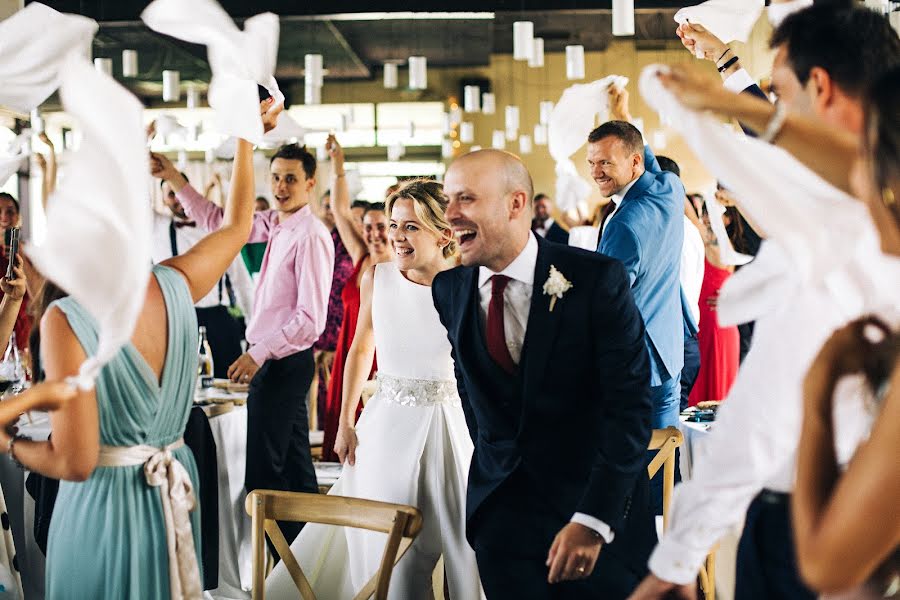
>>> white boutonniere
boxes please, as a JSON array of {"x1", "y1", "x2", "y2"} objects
[{"x1": 542, "y1": 265, "x2": 573, "y2": 312}]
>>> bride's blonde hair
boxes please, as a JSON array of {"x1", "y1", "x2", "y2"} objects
[{"x1": 386, "y1": 179, "x2": 457, "y2": 258}]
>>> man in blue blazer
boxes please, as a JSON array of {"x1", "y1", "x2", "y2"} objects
[{"x1": 590, "y1": 90, "x2": 685, "y2": 513}]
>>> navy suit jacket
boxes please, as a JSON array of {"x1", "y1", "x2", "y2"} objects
[
  {"x1": 598, "y1": 147, "x2": 685, "y2": 386},
  {"x1": 544, "y1": 221, "x2": 570, "y2": 245},
  {"x1": 431, "y1": 238, "x2": 652, "y2": 541}
]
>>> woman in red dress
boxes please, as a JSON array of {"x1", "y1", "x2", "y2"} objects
[
  {"x1": 688, "y1": 204, "x2": 744, "y2": 406},
  {"x1": 321, "y1": 136, "x2": 393, "y2": 461}
]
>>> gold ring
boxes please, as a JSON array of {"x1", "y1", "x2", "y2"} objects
[{"x1": 577, "y1": 567, "x2": 586, "y2": 574}]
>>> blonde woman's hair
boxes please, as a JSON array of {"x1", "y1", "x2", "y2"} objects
[{"x1": 386, "y1": 179, "x2": 457, "y2": 258}]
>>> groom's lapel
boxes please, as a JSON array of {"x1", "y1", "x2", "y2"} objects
[{"x1": 521, "y1": 239, "x2": 564, "y2": 401}]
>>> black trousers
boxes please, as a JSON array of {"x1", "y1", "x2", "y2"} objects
[
  {"x1": 245, "y1": 349, "x2": 318, "y2": 546},
  {"x1": 195, "y1": 305, "x2": 244, "y2": 380},
  {"x1": 738, "y1": 321, "x2": 755, "y2": 364},
  {"x1": 735, "y1": 491, "x2": 816, "y2": 600},
  {"x1": 472, "y1": 470, "x2": 644, "y2": 600}
]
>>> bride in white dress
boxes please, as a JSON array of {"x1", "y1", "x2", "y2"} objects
[{"x1": 266, "y1": 178, "x2": 483, "y2": 599}]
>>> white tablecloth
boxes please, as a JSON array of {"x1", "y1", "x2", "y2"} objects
[
  {"x1": 678, "y1": 415, "x2": 713, "y2": 480},
  {"x1": 206, "y1": 405, "x2": 251, "y2": 600}
]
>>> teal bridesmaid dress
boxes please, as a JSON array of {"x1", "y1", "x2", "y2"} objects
[{"x1": 44, "y1": 265, "x2": 203, "y2": 599}]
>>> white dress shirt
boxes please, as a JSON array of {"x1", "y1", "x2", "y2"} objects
[
  {"x1": 722, "y1": 68, "x2": 757, "y2": 95},
  {"x1": 477, "y1": 232, "x2": 615, "y2": 544},
  {"x1": 681, "y1": 216, "x2": 705, "y2": 324},
  {"x1": 602, "y1": 177, "x2": 639, "y2": 233},
  {"x1": 649, "y1": 236, "x2": 900, "y2": 584},
  {"x1": 533, "y1": 217, "x2": 555, "y2": 239},
  {"x1": 151, "y1": 212, "x2": 256, "y2": 314}
]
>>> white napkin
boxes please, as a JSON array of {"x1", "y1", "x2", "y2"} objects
[
  {"x1": 0, "y1": 133, "x2": 31, "y2": 188},
  {"x1": 638, "y1": 64, "x2": 872, "y2": 326},
  {"x1": 27, "y1": 53, "x2": 151, "y2": 387},
  {"x1": 548, "y1": 75, "x2": 628, "y2": 212},
  {"x1": 548, "y1": 75, "x2": 629, "y2": 162},
  {"x1": 674, "y1": 0, "x2": 765, "y2": 44},
  {"x1": 0, "y1": 3, "x2": 97, "y2": 113},
  {"x1": 152, "y1": 114, "x2": 189, "y2": 143},
  {"x1": 703, "y1": 189, "x2": 754, "y2": 267},
  {"x1": 142, "y1": 0, "x2": 283, "y2": 144}
]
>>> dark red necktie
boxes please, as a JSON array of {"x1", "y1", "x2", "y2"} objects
[
  {"x1": 486, "y1": 275, "x2": 516, "y2": 374},
  {"x1": 173, "y1": 220, "x2": 196, "y2": 228}
]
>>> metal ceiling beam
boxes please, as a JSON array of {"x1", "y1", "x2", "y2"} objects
[{"x1": 29, "y1": 0, "x2": 696, "y2": 21}]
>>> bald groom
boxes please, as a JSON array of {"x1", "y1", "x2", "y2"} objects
[{"x1": 431, "y1": 150, "x2": 656, "y2": 599}]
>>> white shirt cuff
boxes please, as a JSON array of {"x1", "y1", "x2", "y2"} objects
[
  {"x1": 570, "y1": 513, "x2": 615, "y2": 544},
  {"x1": 722, "y1": 68, "x2": 755, "y2": 94},
  {"x1": 647, "y1": 535, "x2": 712, "y2": 586}
]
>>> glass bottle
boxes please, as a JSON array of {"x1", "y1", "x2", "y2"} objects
[{"x1": 197, "y1": 326, "x2": 214, "y2": 389}]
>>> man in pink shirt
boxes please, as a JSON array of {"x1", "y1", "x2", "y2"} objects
[{"x1": 154, "y1": 144, "x2": 334, "y2": 545}]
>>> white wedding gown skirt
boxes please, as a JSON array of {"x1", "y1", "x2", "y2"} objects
[{"x1": 266, "y1": 374, "x2": 480, "y2": 599}]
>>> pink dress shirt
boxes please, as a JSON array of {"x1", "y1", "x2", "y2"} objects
[{"x1": 177, "y1": 184, "x2": 335, "y2": 365}]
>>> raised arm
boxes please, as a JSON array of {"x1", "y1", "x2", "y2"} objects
[
  {"x1": 333, "y1": 265, "x2": 376, "y2": 465},
  {"x1": 0, "y1": 257, "x2": 26, "y2": 350},
  {"x1": 657, "y1": 64, "x2": 857, "y2": 195},
  {"x1": 607, "y1": 85, "x2": 660, "y2": 175},
  {"x1": 326, "y1": 134, "x2": 367, "y2": 263},
  {"x1": 35, "y1": 132, "x2": 58, "y2": 210},
  {"x1": 161, "y1": 100, "x2": 282, "y2": 302},
  {"x1": 0, "y1": 307, "x2": 100, "y2": 481},
  {"x1": 793, "y1": 321, "x2": 900, "y2": 592}
]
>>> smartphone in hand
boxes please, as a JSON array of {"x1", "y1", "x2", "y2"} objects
[{"x1": 5, "y1": 227, "x2": 19, "y2": 280}]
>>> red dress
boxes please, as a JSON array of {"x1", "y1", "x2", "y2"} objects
[
  {"x1": 689, "y1": 259, "x2": 739, "y2": 406},
  {"x1": 321, "y1": 256, "x2": 376, "y2": 462}
]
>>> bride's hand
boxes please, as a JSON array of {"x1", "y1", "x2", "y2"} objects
[{"x1": 334, "y1": 424, "x2": 359, "y2": 466}]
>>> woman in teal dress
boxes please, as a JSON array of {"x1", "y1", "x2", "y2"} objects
[{"x1": 0, "y1": 100, "x2": 281, "y2": 599}]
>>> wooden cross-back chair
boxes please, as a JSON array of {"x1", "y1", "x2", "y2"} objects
[
  {"x1": 648, "y1": 427, "x2": 716, "y2": 600},
  {"x1": 245, "y1": 490, "x2": 423, "y2": 600}
]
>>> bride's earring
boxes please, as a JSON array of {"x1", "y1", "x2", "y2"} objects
[{"x1": 882, "y1": 187, "x2": 895, "y2": 207}]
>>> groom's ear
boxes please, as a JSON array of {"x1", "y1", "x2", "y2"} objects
[{"x1": 508, "y1": 190, "x2": 530, "y2": 220}]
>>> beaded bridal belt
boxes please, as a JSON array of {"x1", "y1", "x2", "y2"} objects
[{"x1": 376, "y1": 373, "x2": 461, "y2": 407}]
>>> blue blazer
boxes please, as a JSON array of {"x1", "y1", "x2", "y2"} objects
[{"x1": 598, "y1": 147, "x2": 685, "y2": 386}]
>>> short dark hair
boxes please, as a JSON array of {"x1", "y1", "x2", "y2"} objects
[
  {"x1": 270, "y1": 143, "x2": 317, "y2": 179},
  {"x1": 350, "y1": 199, "x2": 368, "y2": 210},
  {"x1": 159, "y1": 172, "x2": 189, "y2": 189},
  {"x1": 534, "y1": 193, "x2": 550, "y2": 203},
  {"x1": 770, "y1": 5, "x2": 900, "y2": 97},
  {"x1": 364, "y1": 202, "x2": 386, "y2": 216},
  {"x1": 656, "y1": 156, "x2": 681, "y2": 177},
  {"x1": 0, "y1": 193, "x2": 18, "y2": 214},
  {"x1": 587, "y1": 121, "x2": 644, "y2": 156}
]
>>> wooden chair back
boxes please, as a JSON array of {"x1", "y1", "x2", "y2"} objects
[
  {"x1": 245, "y1": 490, "x2": 423, "y2": 600},
  {"x1": 647, "y1": 427, "x2": 683, "y2": 531},
  {"x1": 647, "y1": 426, "x2": 715, "y2": 600}
]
